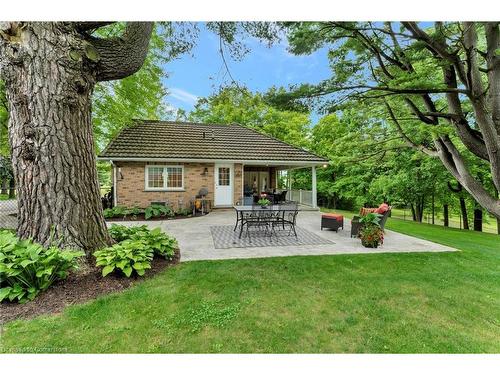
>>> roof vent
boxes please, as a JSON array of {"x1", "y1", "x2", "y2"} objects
[
  {"x1": 211, "y1": 130, "x2": 215, "y2": 140},
  {"x1": 202, "y1": 131, "x2": 206, "y2": 139}
]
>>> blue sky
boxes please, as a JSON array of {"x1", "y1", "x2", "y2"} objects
[{"x1": 162, "y1": 23, "x2": 332, "y2": 122}]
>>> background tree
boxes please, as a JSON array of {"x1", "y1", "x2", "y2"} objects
[
  {"x1": 0, "y1": 22, "x2": 154, "y2": 256},
  {"x1": 273, "y1": 22, "x2": 500, "y2": 220}
]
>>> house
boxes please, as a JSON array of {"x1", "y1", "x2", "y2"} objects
[{"x1": 98, "y1": 120, "x2": 328, "y2": 210}]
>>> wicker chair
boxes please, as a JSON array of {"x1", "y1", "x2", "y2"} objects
[{"x1": 350, "y1": 206, "x2": 391, "y2": 238}]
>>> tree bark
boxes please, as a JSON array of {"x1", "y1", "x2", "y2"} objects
[
  {"x1": 0, "y1": 22, "x2": 152, "y2": 257},
  {"x1": 473, "y1": 206, "x2": 483, "y2": 232},
  {"x1": 431, "y1": 190, "x2": 435, "y2": 225},
  {"x1": 459, "y1": 197, "x2": 469, "y2": 230}
]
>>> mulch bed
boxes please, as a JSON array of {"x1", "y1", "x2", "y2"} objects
[{"x1": 0, "y1": 249, "x2": 180, "y2": 324}]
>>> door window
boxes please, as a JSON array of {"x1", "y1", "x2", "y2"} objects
[{"x1": 218, "y1": 167, "x2": 230, "y2": 186}]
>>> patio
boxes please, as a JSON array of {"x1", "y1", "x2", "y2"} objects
[{"x1": 120, "y1": 209, "x2": 457, "y2": 261}]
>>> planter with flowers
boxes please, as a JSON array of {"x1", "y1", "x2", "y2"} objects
[
  {"x1": 358, "y1": 213, "x2": 384, "y2": 248},
  {"x1": 257, "y1": 197, "x2": 271, "y2": 208}
]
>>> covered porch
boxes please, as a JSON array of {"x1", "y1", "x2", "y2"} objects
[{"x1": 241, "y1": 162, "x2": 324, "y2": 209}]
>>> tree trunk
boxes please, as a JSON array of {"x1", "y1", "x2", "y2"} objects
[
  {"x1": 0, "y1": 22, "x2": 152, "y2": 258},
  {"x1": 0, "y1": 23, "x2": 111, "y2": 255},
  {"x1": 431, "y1": 190, "x2": 435, "y2": 225},
  {"x1": 459, "y1": 197, "x2": 469, "y2": 230},
  {"x1": 473, "y1": 207, "x2": 483, "y2": 232},
  {"x1": 443, "y1": 204, "x2": 449, "y2": 227},
  {"x1": 410, "y1": 204, "x2": 417, "y2": 221}
]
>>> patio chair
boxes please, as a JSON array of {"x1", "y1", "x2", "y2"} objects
[
  {"x1": 350, "y1": 204, "x2": 391, "y2": 238},
  {"x1": 243, "y1": 204, "x2": 272, "y2": 242},
  {"x1": 272, "y1": 202, "x2": 299, "y2": 238},
  {"x1": 275, "y1": 190, "x2": 288, "y2": 204}
]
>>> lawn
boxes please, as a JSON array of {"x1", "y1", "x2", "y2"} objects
[{"x1": 1, "y1": 215, "x2": 499, "y2": 353}]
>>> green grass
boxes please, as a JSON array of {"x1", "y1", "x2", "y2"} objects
[
  {"x1": 0, "y1": 193, "x2": 14, "y2": 201},
  {"x1": 1, "y1": 215, "x2": 499, "y2": 353}
]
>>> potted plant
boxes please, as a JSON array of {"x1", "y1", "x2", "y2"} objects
[
  {"x1": 358, "y1": 213, "x2": 384, "y2": 248},
  {"x1": 257, "y1": 198, "x2": 271, "y2": 208}
]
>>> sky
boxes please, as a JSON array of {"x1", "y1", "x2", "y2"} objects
[{"x1": 162, "y1": 23, "x2": 332, "y2": 122}]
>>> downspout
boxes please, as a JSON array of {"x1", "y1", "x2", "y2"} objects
[{"x1": 111, "y1": 161, "x2": 117, "y2": 207}]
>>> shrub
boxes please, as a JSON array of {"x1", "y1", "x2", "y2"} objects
[
  {"x1": 145, "y1": 204, "x2": 174, "y2": 220},
  {"x1": 108, "y1": 224, "x2": 149, "y2": 242},
  {"x1": 108, "y1": 224, "x2": 177, "y2": 260},
  {"x1": 0, "y1": 230, "x2": 84, "y2": 303},
  {"x1": 95, "y1": 225, "x2": 178, "y2": 278},
  {"x1": 103, "y1": 206, "x2": 144, "y2": 219},
  {"x1": 175, "y1": 207, "x2": 192, "y2": 217},
  {"x1": 94, "y1": 240, "x2": 153, "y2": 277},
  {"x1": 142, "y1": 227, "x2": 177, "y2": 259}
]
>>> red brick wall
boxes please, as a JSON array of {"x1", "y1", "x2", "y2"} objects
[
  {"x1": 114, "y1": 162, "x2": 246, "y2": 209},
  {"x1": 114, "y1": 161, "x2": 214, "y2": 210}
]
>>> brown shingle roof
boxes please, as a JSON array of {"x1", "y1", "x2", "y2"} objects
[{"x1": 99, "y1": 120, "x2": 327, "y2": 163}]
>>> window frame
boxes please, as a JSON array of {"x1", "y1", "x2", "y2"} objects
[{"x1": 144, "y1": 164, "x2": 184, "y2": 191}]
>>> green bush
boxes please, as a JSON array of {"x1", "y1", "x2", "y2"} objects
[
  {"x1": 95, "y1": 225, "x2": 178, "y2": 278},
  {"x1": 108, "y1": 224, "x2": 149, "y2": 242},
  {"x1": 94, "y1": 240, "x2": 153, "y2": 277},
  {"x1": 103, "y1": 206, "x2": 144, "y2": 219},
  {"x1": 145, "y1": 204, "x2": 174, "y2": 220},
  {"x1": 175, "y1": 207, "x2": 192, "y2": 217},
  {"x1": 0, "y1": 230, "x2": 84, "y2": 303},
  {"x1": 108, "y1": 224, "x2": 177, "y2": 260}
]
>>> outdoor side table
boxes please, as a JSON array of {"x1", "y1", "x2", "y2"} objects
[{"x1": 350, "y1": 216, "x2": 361, "y2": 238}]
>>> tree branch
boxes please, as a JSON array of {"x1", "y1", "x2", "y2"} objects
[
  {"x1": 75, "y1": 22, "x2": 115, "y2": 32},
  {"x1": 385, "y1": 101, "x2": 438, "y2": 157},
  {"x1": 89, "y1": 22, "x2": 154, "y2": 82}
]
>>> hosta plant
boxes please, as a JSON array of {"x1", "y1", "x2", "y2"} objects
[
  {"x1": 93, "y1": 240, "x2": 153, "y2": 277},
  {"x1": 95, "y1": 225, "x2": 178, "y2": 278},
  {"x1": 108, "y1": 224, "x2": 177, "y2": 260},
  {"x1": 0, "y1": 230, "x2": 84, "y2": 303},
  {"x1": 144, "y1": 204, "x2": 174, "y2": 220},
  {"x1": 103, "y1": 206, "x2": 144, "y2": 219}
]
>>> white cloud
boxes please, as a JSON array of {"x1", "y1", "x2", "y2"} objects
[{"x1": 168, "y1": 87, "x2": 199, "y2": 105}]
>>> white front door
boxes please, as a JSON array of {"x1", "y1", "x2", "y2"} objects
[{"x1": 214, "y1": 164, "x2": 233, "y2": 206}]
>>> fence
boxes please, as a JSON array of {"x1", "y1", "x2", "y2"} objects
[
  {"x1": 287, "y1": 189, "x2": 313, "y2": 207},
  {"x1": 390, "y1": 207, "x2": 498, "y2": 234},
  {"x1": 0, "y1": 198, "x2": 17, "y2": 229}
]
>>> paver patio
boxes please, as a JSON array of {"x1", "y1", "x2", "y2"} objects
[{"x1": 112, "y1": 209, "x2": 457, "y2": 261}]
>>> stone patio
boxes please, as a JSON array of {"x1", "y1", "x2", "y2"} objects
[{"x1": 112, "y1": 209, "x2": 457, "y2": 262}]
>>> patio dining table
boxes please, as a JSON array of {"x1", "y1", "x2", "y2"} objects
[{"x1": 233, "y1": 204, "x2": 300, "y2": 240}]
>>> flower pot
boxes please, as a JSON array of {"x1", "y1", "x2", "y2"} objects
[{"x1": 361, "y1": 240, "x2": 379, "y2": 248}]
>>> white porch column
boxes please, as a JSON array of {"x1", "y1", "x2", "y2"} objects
[
  {"x1": 287, "y1": 169, "x2": 292, "y2": 200},
  {"x1": 312, "y1": 165, "x2": 317, "y2": 208}
]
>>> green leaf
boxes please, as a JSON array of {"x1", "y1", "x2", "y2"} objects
[
  {"x1": 20, "y1": 259, "x2": 33, "y2": 268},
  {"x1": 0, "y1": 287, "x2": 12, "y2": 301},
  {"x1": 122, "y1": 266, "x2": 132, "y2": 277},
  {"x1": 102, "y1": 265, "x2": 115, "y2": 277}
]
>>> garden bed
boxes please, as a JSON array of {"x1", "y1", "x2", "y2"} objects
[
  {"x1": 106, "y1": 212, "x2": 208, "y2": 222},
  {"x1": 0, "y1": 249, "x2": 180, "y2": 324}
]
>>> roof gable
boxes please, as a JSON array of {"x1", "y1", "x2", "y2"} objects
[{"x1": 99, "y1": 120, "x2": 327, "y2": 163}]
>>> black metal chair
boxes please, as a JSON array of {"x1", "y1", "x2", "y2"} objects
[
  {"x1": 272, "y1": 202, "x2": 299, "y2": 238},
  {"x1": 243, "y1": 204, "x2": 271, "y2": 242},
  {"x1": 275, "y1": 190, "x2": 288, "y2": 204}
]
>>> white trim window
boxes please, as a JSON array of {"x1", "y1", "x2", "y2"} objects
[{"x1": 145, "y1": 165, "x2": 184, "y2": 191}]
